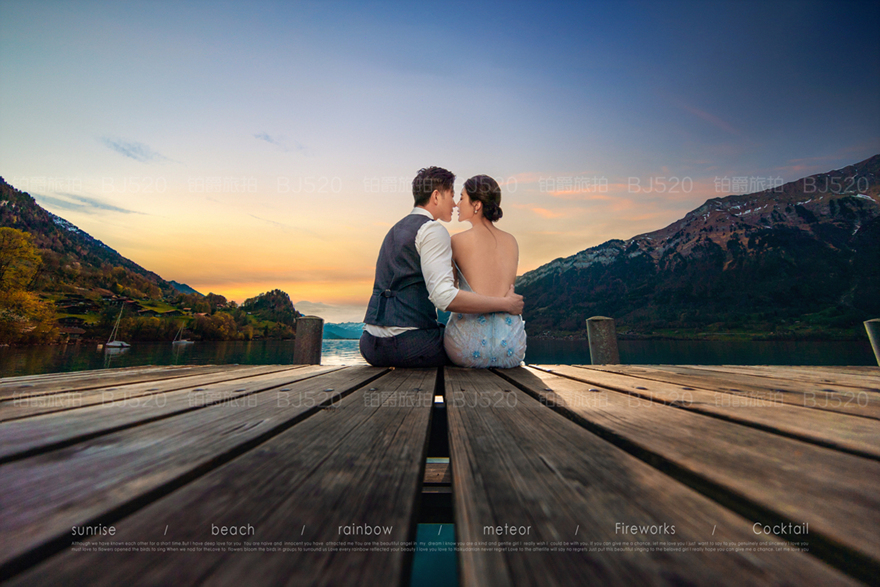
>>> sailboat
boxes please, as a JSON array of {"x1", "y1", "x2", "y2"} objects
[
  {"x1": 172, "y1": 322, "x2": 193, "y2": 345},
  {"x1": 105, "y1": 306, "x2": 130, "y2": 350}
]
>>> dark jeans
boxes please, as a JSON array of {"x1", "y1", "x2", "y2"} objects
[{"x1": 359, "y1": 327, "x2": 448, "y2": 368}]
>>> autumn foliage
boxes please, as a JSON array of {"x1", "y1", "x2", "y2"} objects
[{"x1": 0, "y1": 228, "x2": 58, "y2": 343}]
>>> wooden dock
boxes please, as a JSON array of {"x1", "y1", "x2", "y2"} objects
[{"x1": 0, "y1": 363, "x2": 878, "y2": 586}]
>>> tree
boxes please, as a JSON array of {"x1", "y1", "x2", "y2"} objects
[
  {"x1": 205, "y1": 293, "x2": 227, "y2": 313},
  {"x1": 0, "y1": 228, "x2": 57, "y2": 343},
  {"x1": 241, "y1": 289, "x2": 301, "y2": 326},
  {"x1": 0, "y1": 227, "x2": 41, "y2": 292}
]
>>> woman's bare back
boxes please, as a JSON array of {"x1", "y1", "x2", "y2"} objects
[{"x1": 451, "y1": 226, "x2": 519, "y2": 298}]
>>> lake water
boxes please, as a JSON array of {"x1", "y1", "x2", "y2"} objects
[{"x1": 1, "y1": 338, "x2": 876, "y2": 378}]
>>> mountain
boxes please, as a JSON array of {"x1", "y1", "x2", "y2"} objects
[
  {"x1": 0, "y1": 177, "x2": 174, "y2": 297},
  {"x1": 240, "y1": 289, "x2": 302, "y2": 326},
  {"x1": 0, "y1": 178, "x2": 316, "y2": 343},
  {"x1": 516, "y1": 155, "x2": 880, "y2": 337},
  {"x1": 169, "y1": 281, "x2": 203, "y2": 296},
  {"x1": 323, "y1": 322, "x2": 365, "y2": 339}
]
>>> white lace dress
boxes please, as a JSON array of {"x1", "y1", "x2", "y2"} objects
[{"x1": 443, "y1": 265, "x2": 526, "y2": 368}]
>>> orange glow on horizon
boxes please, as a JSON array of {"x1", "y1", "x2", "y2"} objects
[{"x1": 191, "y1": 280, "x2": 374, "y2": 306}]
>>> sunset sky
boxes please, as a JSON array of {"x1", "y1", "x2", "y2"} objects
[{"x1": 1, "y1": 0, "x2": 878, "y2": 322}]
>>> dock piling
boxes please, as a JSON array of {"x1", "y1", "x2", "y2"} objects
[
  {"x1": 293, "y1": 316, "x2": 324, "y2": 365},
  {"x1": 586, "y1": 316, "x2": 620, "y2": 365}
]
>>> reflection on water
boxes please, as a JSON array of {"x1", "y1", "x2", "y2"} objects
[
  {"x1": 0, "y1": 340, "x2": 364, "y2": 378},
  {"x1": 102, "y1": 346, "x2": 130, "y2": 369},
  {"x1": 321, "y1": 340, "x2": 368, "y2": 365},
  {"x1": 0, "y1": 337, "x2": 875, "y2": 378}
]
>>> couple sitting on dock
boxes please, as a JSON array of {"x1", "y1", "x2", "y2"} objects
[{"x1": 360, "y1": 166, "x2": 527, "y2": 368}]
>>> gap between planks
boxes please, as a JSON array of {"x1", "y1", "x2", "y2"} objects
[
  {"x1": 531, "y1": 365, "x2": 880, "y2": 461},
  {"x1": 495, "y1": 365, "x2": 880, "y2": 582}
]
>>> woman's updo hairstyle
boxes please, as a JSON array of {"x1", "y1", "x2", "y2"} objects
[{"x1": 464, "y1": 175, "x2": 503, "y2": 222}]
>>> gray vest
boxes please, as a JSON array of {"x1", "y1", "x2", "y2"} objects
[{"x1": 363, "y1": 214, "x2": 440, "y2": 329}]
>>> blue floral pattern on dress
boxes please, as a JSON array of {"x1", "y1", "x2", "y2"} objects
[{"x1": 443, "y1": 265, "x2": 527, "y2": 369}]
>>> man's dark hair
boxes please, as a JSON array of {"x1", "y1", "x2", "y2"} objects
[{"x1": 412, "y1": 167, "x2": 455, "y2": 206}]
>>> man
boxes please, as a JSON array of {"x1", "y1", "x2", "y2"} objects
[{"x1": 360, "y1": 166, "x2": 524, "y2": 367}]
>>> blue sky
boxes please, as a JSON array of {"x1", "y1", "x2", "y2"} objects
[{"x1": 1, "y1": 0, "x2": 878, "y2": 321}]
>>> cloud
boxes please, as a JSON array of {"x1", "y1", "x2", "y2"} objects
[
  {"x1": 500, "y1": 172, "x2": 545, "y2": 186},
  {"x1": 547, "y1": 190, "x2": 619, "y2": 201},
  {"x1": 254, "y1": 132, "x2": 285, "y2": 148},
  {"x1": 671, "y1": 100, "x2": 742, "y2": 136},
  {"x1": 247, "y1": 213, "x2": 324, "y2": 238},
  {"x1": 100, "y1": 137, "x2": 171, "y2": 163},
  {"x1": 511, "y1": 203, "x2": 566, "y2": 219},
  {"x1": 254, "y1": 132, "x2": 310, "y2": 154},
  {"x1": 33, "y1": 192, "x2": 144, "y2": 215},
  {"x1": 499, "y1": 171, "x2": 610, "y2": 191},
  {"x1": 774, "y1": 146, "x2": 880, "y2": 177}
]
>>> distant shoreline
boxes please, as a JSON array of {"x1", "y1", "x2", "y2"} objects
[
  {"x1": 4, "y1": 331, "x2": 870, "y2": 347},
  {"x1": 528, "y1": 330, "x2": 871, "y2": 343}
]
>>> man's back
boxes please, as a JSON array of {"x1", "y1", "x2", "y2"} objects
[{"x1": 363, "y1": 213, "x2": 439, "y2": 330}]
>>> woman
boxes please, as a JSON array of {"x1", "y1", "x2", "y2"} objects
[{"x1": 444, "y1": 175, "x2": 526, "y2": 368}]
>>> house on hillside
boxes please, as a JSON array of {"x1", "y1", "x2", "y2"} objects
[
  {"x1": 57, "y1": 316, "x2": 86, "y2": 327},
  {"x1": 59, "y1": 327, "x2": 86, "y2": 342}
]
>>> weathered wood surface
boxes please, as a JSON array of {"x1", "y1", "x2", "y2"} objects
[
  {"x1": 0, "y1": 365, "x2": 238, "y2": 399},
  {"x1": 0, "y1": 364, "x2": 169, "y2": 384},
  {"x1": 424, "y1": 461, "x2": 452, "y2": 485},
  {"x1": 0, "y1": 365, "x2": 304, "y2": 421},
  {"x1": 498, "y1": 366, "x2": 880, "y2": 570},
  {"x1": 8, "y1": 368, "x2": 435, "y2": 587},
  {"x1": 445, "y1": 368, "x2": 857, "y2": 586},
  {"x1": 681, "y1": 364, "x2": 880, "y2": 389},
  {"x1": 0, "y1": 365, "x2": 338, "y2": 462},
  {"x1": 0, "y1": 366, "x2": 389, "y2": 574},
  {"x1": 1, "y1": 362, "x2": 875, "y2": 586},
  {"x1": 535, "y1": 365, "x2": 880, "y2": 459},
  {"x1": 579, "y1": 364, "x2": 880, "y2": 419}
]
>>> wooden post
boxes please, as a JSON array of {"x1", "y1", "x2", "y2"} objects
[
  {"x1": 293, "y1": 316, "x2": 324, "y2": 365},
  {"x1": 586, "y1": 316, "x2": 620, "y2": 365},
  {"x1": 865, "y1": 319, "x2": 880, "y2": 367}
]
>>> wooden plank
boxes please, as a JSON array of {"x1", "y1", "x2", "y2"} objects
[
  {"x1": 639, "y1": 364, "x2": 880, "y2": 396},
  {"x1": 499, "y1": 365, "x2": 880, "y2": 574},
  {"x1": 5, "y1": 368, "x2": 436, "y2": 587},
  {"x1": 1, "y1": 365, "x2": 271, "y2": 401},
  {"x1": 0, "y1": 365, "x2": 390, "y2": 579},
  {"x1": 578, "y1": 364, "x2": 880, "y2": 420},
  {"x1": 0, "y1": 364, "x2": 240, "y2": 400},
  {"x1": 689, "y1": 364, "x2": 880, "y2": 376},
  {"x1": 0, "y1": 365, "x2": 337, "y2": 462},
  {"x1": 0, "y1": 364, "x2": 169, "y2": 384},
  {"x1": 424, "y1": 462, "x2": 451, "y2": 484},
  {"x1": 669, "y1": 364, "x2": 880, "y2": 391},
  {"x1": 445, "y1": 368, "x2": 857, "y2": 586},
  {"x1": 0, "y1": 365, "x2": 305, "y2": 421},
  {"x1": 535, "y1": 365, "x2": 880, "y2": 459}
]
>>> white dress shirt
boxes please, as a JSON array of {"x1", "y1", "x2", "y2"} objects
[{"x1": 364, "y1": 208, "x2": 459, "y2": 337}]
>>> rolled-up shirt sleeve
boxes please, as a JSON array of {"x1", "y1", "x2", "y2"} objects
[{"x1": 416, "y1": 220, "x2": 459, "y2": 312}]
